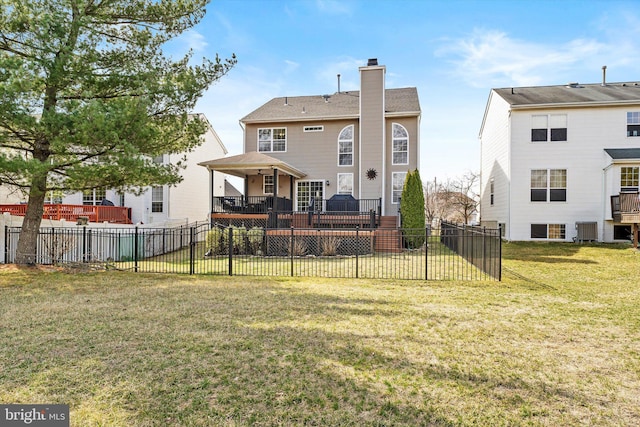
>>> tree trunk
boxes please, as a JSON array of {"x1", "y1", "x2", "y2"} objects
[{"x1": 15, "y1": 175, "x2": 47, "y2": 265}]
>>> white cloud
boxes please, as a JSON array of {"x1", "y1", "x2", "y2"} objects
[
  {"x1": 177, "y1": 29, "x2": 208, "y2": 53},
  {"x1": 284, "y1": 60, "x2": 300, "y2": 74},
  {"x1": 437, "y1": 29, "x2": 608, "y2": 88}
]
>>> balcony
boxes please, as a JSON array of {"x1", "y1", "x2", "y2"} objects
[
  {"x1": 611, "y1": 193, "x2": 640, "y2": 223},
  {"x1": 0, "y1": 203, "x2": 132, "y2": 224}
]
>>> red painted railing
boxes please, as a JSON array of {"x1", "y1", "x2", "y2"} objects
[{"x1": 0, "y1": 204, "x2": 132, "y2": 224}]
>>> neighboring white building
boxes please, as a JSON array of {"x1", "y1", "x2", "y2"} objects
[
  {"x1": 479, "y1": 77, "x2": 640, "y2": 243},
  {"x1": 1, "y1": 114, "x2": 228, "y2": 225}
]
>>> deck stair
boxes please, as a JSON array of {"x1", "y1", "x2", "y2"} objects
[{"x1": 374, "y1": 216, "x2": 402, "y2": 253}]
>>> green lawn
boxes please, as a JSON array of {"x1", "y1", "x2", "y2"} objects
[{"x1": 0, "y1": 242, "x2": 638, "y2": 426}]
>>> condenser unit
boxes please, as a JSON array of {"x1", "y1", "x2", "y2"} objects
[{"x1": 575, "y1": 222, "x2": 597, "y2": 243}]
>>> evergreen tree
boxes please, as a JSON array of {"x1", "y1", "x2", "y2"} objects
[
  {"x1": 0, "y1": 0, "x2": 236, "y2": 263},
  {"x1": 400, "y1": 169, "x2": 426, "y2": 248}
]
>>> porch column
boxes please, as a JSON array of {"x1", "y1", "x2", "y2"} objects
[
  {"x1": 244, "y1": 175, "x2": 249, "y2": 206},
  {"x1": 273, "y1": 168, "x2": 278, "y2": 212},
  {"x1": 209, "y1": 169, "x2": 215, "y2": 216},
  {"x1": 290, "y1": 175, "x2": 294, "y2": 205}
]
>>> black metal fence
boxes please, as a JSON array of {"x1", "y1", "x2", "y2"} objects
[
  {"x1": 440, "y1": 220, "x2": 502, "y2": 280},
  {"x1": 4, "y1": 222, "x2": 501, "y2": 281}
]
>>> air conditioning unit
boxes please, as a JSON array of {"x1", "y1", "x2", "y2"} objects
[{"x1": 575, "y1": 222, "x2": 597, "y2": 243}]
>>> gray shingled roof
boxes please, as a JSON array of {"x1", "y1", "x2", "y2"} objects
[
  {"x1": 494, "y1": 82, "x2": 640, "y2": 107},
  {"x1": 605, "y1": 148, "x2": 640, "y2": 160},
  {"x1": 241, "y1": 87, "x2": 420, "y2": 123}
]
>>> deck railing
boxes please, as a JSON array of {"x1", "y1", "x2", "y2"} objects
[
  {"x1": 611, "y1": 192, "x2": 640, "y2": 222},
  {"x1": 0, "y1": 204, "x2": 132, "y2": 224},
  {"x1": 212, "y1": 196, "x2": 382, "y2": 228}
]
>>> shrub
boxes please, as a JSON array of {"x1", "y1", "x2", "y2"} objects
[
  {"x1": 246, "y1": 227, "x2": 264, "y2": 255},
  {"x1": 320, "y1": 236, "x2": 340, "y2": 256},
  {"x1": 206, "y1": 226, "x2": 229, "y2": 255},
  {"x1": 400, "y1": 169, "x2": 426, "y2": 248}
]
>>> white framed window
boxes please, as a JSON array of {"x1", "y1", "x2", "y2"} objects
[
  {"x1": 490, "y1": 178, "x2": 494, "y2": 206},
  {"x1": 83, "y1": 188, "x2": 106, "y2": 205},
  {"x1": 530, "y1": 169, "x2": 566, "y2": 202},
  {"x1": 392, "y1": 123, "x2": 409, "y2": 165},
  {"x1": 47, "y1": 191, "x2": 63, "y2": 204},
  {"x1": 338, "y1": 125, "x2": 353, "y2": 166},
  {"x1": 151, "y1": 186, "x2": 163, "y2": 213},
  {"x1": 627, "y1": 112, "x2": 640, "y2": 137},
  {"x1": 304, "y1": 126, "x2": 324, "y2": 132},
  {"x1": 337, "y1": 173, "x2": 353, "y2": 195},
  {"x1": 152, "y1": 155, "x2": 164, "y2": 164},
  {"x1": 392, "y1": 172, "x2": 407, "y2": 204},
  {"x1": 258, "y1": 128, "x2": 286, "y2": 152},
  {"x1": 296, "y1": 180, "x2": 324, "y2": 211},
  {"x1": 621, "y1": 166, "x2": 639, "y2": 192},
  {"x1": 263, "y1": 175, "x2": 274, "y2": 194},
  {"x1": 531, "y1": 224, "x2": 565, "y2": 240},
  {"x1": 531, "y1": 114, "x2": 567, "y2": 142}
]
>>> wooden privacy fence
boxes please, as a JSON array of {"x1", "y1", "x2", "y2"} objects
[{"x1": 4, "y1": 222, "x2": 501, "y2": 281}]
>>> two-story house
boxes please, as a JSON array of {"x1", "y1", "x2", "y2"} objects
[
  {"x1": 0, "y1": 114, "x2": 228, "y2": 225},
  {"x1": 479, "y1": 74, "x2": 640, "y2": 245},
  {"x1": 199, "y1": 59, "x2": 421, "y2": 228}
]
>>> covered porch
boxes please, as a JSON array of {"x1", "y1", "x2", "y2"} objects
[{"x1": 198, "y1": 152, "x2": 382, "y2": 228}]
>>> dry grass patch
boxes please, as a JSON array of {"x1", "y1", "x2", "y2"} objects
[{"x1": 0, "y1": 242, "x2": 639, "y2": 425}]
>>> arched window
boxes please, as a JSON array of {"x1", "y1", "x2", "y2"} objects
[
  {"x1": 392, "y1": 123, "x2": 408, "y2": 165},
  {"x1": 338, "y1": 125, "x2": 354, "y2": 166}
]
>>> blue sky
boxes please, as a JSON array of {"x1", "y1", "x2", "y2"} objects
[{"x1": 169, "y1": 0, "x2": 640, "y2": 184}]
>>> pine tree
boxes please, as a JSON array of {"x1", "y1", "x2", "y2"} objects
[{"x1": 0, "y1": 0, "x2": 236, "y2": 263}]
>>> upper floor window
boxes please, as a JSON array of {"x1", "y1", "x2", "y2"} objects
[
  {"x1": 531, "y1": 169, "x2": 566, "y2": 202},
  {"x1": 627, "y1": 112, "x2": 640, "y2": 137},
  {"x1": 263, "y1": 175, "x2": 274, "y2": 194},
  {"x1": 337, "y1": 173, "x2": 353, "y2": 195},
  {"x1": 621, "y1": 166, "x2": 639, "y2": 192},
  {"x1": 392, "y1": 172, "x2": 407, "y2": 204},
  {"x1": 258, "y1": 128, "x2": 286, "y2": 152},
  {"x1": 338, "y1": 125, "x2": 353, "y2": 166},
  {"x1": 392, "y1": 123, "x2": 409, "y2": 165},
  {"x1": 304, "y1": 126, "x2": 323, "y2": 132},
  {"x1": 531, "y1": 114, "x2": 567, "y2": 142}
]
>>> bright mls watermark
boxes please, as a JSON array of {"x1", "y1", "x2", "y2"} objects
[{"x1": 0, "y1": 405, "x2": 69, "y2": 426}]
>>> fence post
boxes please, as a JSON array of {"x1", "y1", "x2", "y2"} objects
[
  {"x1": 134, "y1": 226, "x2": 139, "y2": 273},
  {"x1": 355, "y1": 226, "x2": 359, "y2": 279},
  {"x1": 228, "y1": 226, "x2": 233, "y2": 276},
  {"x1": 425, "y1": 226, "x2": 429, "y2": 280},
  {"x1": 189, "y1": 226, "x2": 195, "y2": 275},
  {"x1": 3, "y1": 225, "x2": 8, "y2": 264},
  {"x1": 290, "y1": 226, "x2": 294, "y2": 277},
  {"x1": 498, "y1": 225, "x2": 503, "y2": 281},
  {"x1": 82, "y1": 225, "x2": 87, "y2": 263}
]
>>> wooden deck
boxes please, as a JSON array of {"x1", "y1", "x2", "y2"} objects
[{"x1": 0, "y1": 203, "x2": 132, "y2": 224}]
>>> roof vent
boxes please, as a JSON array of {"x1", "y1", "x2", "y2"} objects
[
  {"x1": 601, "y1": 65, "x2": 607, "y2": 86},
  {"x1": 322, "y1": 94, "x2": 330, "y2": 103},
  {"x1": 567, "y1": 82, "x2": 582, "y2": 88},
  {"x1": 367, "y1": 58, "x2": 378, "y2": 66}
]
